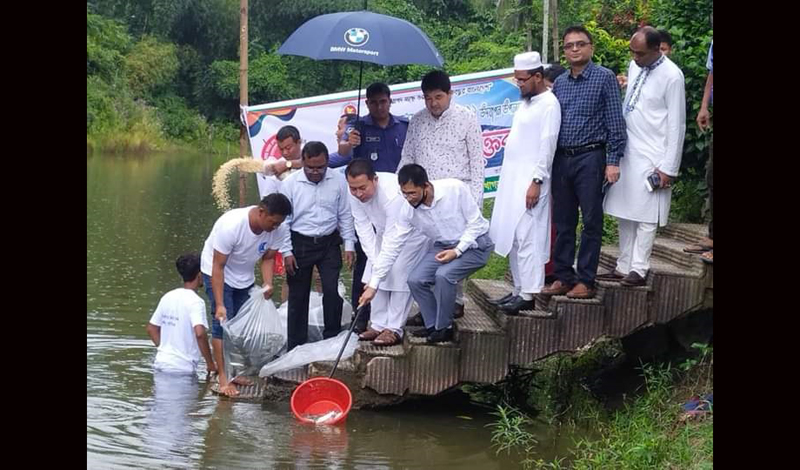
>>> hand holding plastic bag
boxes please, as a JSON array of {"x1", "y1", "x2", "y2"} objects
[{"x1": 222, "y1": 286, "x2": 286, "y2": 381}]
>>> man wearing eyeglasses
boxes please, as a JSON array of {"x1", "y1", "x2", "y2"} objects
[
  {"x1": 328, "y1": 82, "x2": 409, "y2": 333},
  {"x1": 487, "y1": 51, "x2": 561, "y2": 314},
  {"x1": 279, "y1": 142, "x2": 357, "y2": 351},
  {"x1": 543, "y1": 25, "x2": 627, "y2": 300}
]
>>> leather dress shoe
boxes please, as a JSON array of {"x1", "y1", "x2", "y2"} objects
[
  {"x1": 454, "y1": 303, "x2": 465, "y2": 319},
  {"x1": 542, "y1": 280, "x2": 572, "y2": 296},
  {"x1": 620, "y1": 271, "x2": 646, "y2": 287},
  {"x1": 596, "y1": 269, "x2": 626, "y2": 281},
  {"x1": 499, "y1": 297, "x2": 535, "y2": 315},
  {"x1": 426, "y1": 328, "x2": 454, "y2": 344},
  {"x1": 487, "y1": 293, "x2": 514, "y2": 306},
  {"x1": 566, "y1": 282, "x2": 595, "y2": 299},
  {"x1": 406, "y1": 313, "x2": 425, "y2": 326},
  {"x1": 411, "y1": 327, "x2": 434, "y2": 338}
]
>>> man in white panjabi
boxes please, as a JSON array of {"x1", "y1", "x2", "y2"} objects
[
  {"x1": 344, "y1": 160, "x2": 429, "y2": 346},
  {"x1": 488, "y1": 51, "x2": 561, "y2": 314},
  {"x1": 601, "y1": 26, "x2": 686, "y2": 286}
]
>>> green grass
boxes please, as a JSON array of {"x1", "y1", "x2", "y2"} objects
[{"x1": 488, "y1": 345, "x2": 714, "y2": 470}]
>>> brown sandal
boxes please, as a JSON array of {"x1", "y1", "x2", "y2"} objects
[
  {"x1": 358, "y1": 328, "x2": 381, "y2": 341},
  {"x1": 372, "y1": 329, "x2": 401, "y2": 347}
]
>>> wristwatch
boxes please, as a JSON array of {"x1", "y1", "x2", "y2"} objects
[
  {"x1": 532, "y1": 178, "x2": 543, "y2": 185},
  {"x1": 286, "y1": 160, "x2": 293, "y2": 169}
]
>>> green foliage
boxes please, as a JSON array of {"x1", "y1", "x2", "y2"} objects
[
  {"x1": 488, "y1": 404, "x2": 538, "y2": 456},
  {"x1": 498, "y1": 349, "x2": 713, "y2": 470},
  {"x1": 584, "y1": 21, "x2": 631, "y2": 75},
  {"x1": 87, "y1": 10, "x2": 131, "y2": 80},
  {"x1": 151, "y1": 94, "x2": 209, "y2": 142},
  {"x1": 124, "y1": 36, "x2": 180, "y2": 98},
  {"x1": 651, "y1": 0, "x2": 713, "y2": 176},
  {"x1": 669, "y1": 169, "x2": 706, "y2": 223}
]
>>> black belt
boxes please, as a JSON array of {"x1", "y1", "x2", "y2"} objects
[
  {"x1": 291, "y1": 230, "x2": 340, "y2": 245},
  {"x1": 557, "y1": 142, "x2": 605, "y2": 157}
]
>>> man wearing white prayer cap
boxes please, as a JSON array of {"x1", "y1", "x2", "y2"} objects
[{"x1": 487, "y1": 51, "x2": 562, "y2": 314}]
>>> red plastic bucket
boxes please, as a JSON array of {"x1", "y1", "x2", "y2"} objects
[{"x1": 291, "y1": 377, "x2": 352, "y2": 425}]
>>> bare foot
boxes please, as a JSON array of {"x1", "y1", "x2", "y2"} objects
[
  {"x1": 232, "y1": 376, "x2": 253, "y2": 386},
  {"x1": 219, "y1": 383, "x2": 240, "y2": 397}
]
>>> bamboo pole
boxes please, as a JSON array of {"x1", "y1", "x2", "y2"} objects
[
  {"x1": 542, "y1": 0, "x2": 549, "y2": 63},
  {"x1": 238, "y1": 0, "x2": 249, "y2": 207},
  {"x1": 552, "y1": 0, "x2": 559, "y2": 64}
]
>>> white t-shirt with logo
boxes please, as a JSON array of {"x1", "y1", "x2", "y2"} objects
[
  {"x1": 149, "y1": 288, "x2": 208, "y2": 374},
  {"x1": 200, "y1": 206, "x2": 288, "y2": 289}
]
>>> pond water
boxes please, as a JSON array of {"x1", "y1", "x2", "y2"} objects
[{"x1": 87, "y1": 151, "x2": 574, "y2": 469}]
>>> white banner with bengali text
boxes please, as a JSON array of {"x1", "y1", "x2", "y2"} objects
[{"x1": 244, "y1": 68, "x2": 519, "y2": 198}]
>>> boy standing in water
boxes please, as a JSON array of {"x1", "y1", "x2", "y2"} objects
[{"x1": 146, "y1": 253, "x2": 216, "y2": 376}]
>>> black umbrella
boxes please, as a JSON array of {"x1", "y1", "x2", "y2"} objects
[{"x1": 277, "y1": 7, "x2": 444, "y2": 125}]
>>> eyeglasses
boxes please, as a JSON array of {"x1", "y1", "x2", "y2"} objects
[
  {"x1": 514, "y1": 75, "x2": 535, "y2": 86},
  {"x1": 563, "y1": 41, "x2": 590, "y2": 51}
]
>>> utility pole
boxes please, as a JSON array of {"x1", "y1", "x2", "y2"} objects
[
  {"x1": 552, "y1": 0, "x2": 559, "y2": 63},
  {"x1": 238, "y1": 0, "x2": 249, "y2": 207},
  {"x1": 542, "y1": 0, "x2": 549, "y2": 63}
]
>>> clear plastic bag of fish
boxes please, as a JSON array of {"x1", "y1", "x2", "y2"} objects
[
  {"x1": 222, "y1": 286, "x2": 286, "y2": 381},
  {"x1": 259, "y1": 330, "x2": 359, "y2": 378},
  {"x1": 276, "y1": 280, "x2": 352, "y2": 342}
]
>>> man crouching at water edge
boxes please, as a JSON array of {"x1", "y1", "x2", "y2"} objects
[
  {"x1": 146, "y1": 253, "x2": 216, "y2": 376},
  {"x1": 359, "y1": 164, "x2": 493, "y2": 343},
  {"x1": 345, "y1": 159, "x2": 429, "y2": 347},
  {"x1": 200, "y1": 193, "x2": 293, "y2": 397}
]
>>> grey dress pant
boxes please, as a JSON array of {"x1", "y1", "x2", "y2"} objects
[{"x1": 407, "y1": 234, "x2": 493, "y2": 330}]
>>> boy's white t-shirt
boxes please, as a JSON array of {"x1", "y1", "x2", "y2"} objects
[
  {"x1": 149, "y1": 288, "x2": 208, "y2": 374},
  {"x1": 200, "y1": 206, "x2": 288, "y2": 289}
]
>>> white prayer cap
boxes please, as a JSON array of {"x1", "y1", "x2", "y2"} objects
[{"x1": 514, "y1": 51, "x2": 543, "y2": 71}]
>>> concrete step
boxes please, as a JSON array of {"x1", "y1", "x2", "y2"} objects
[
  {"x1": 599, "y1": 244, "x2": 704, "y2": 278},
  {"x1": 599, "y1": 245, "x2": 706, "y2": 323},
  {"x1": 466, "y1": 278, "x2": 553, "y2": 327},
  {"x1": 658, "y1": 223, "x2": 708, "y2": 245},
  {"x1": 457, "y1": 297, "x2": 508, "y2": 384},
  {"x1": 209, "y1": 374, "x2": 269, "y2": 401},
  {"x1": 596, "y1": 280, "x2": 651, "y2": 337},
  {"x1": 652, "y1": 236, "x2": 706, "y2": 271}
]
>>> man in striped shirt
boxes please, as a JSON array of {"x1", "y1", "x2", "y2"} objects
[{"x1": 542, "y1": 25, "x2": 627, "y2": 300}]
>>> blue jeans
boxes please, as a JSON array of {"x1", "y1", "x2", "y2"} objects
[{"x1": 202, "y1": 273, "x2": 253, "y2": 339}]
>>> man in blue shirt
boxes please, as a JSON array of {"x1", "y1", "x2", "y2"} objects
[
  {"x1": 329, "y1": 82, "x2": 409, "y2": 333},
  {"x1": 329, "y1": 82, "x2": 408, "y2": 172},
  {"x1": 280, "y1": 142, "x2": 357, "y2": 350},
  {"x1": 543, "y1": 25, "x2": 627, "y2": 300}
]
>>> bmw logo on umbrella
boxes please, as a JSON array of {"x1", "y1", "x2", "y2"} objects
[{"x1": 344, "y1": 28, "x2": 370, "y2": 47}]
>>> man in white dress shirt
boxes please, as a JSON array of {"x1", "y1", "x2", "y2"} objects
[
  {"x1": 601, "y1": 26, "x2": 686, "y2": 286},
  {"x1": 359, "y1": 164, "x2": 493, "y2": 343},
  {"x1": 345, "y1": 160, "x2": 429, "y2": 346},
  {"x1": 488, "y1": 51, "x2": 561, "y2": 314},
  {"x1": 280, "y1": 142, "x2": 357, "y2": 350}
]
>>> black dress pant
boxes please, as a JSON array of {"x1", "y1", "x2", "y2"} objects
[
  {"x1": 551, "y1": 148, "x2": 606, "y2": 288},
  {"x1": 286, "y1": 231, "x2": 344, "y2": 351}
]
